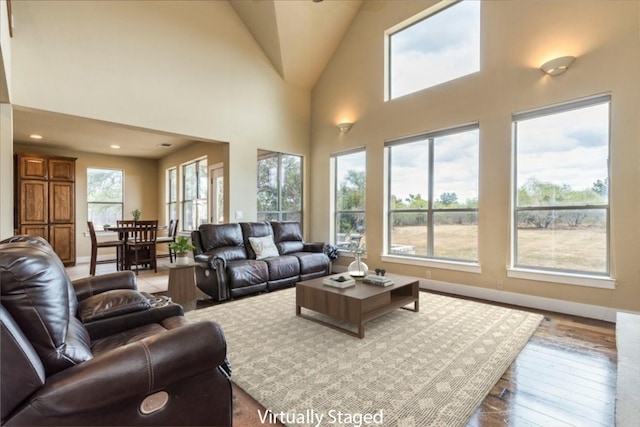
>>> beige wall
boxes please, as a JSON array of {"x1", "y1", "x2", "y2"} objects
[
  {"x1": 310, "y1": 1, "x2": 640, "y2": 313},
  {"x1": 6, "y1": 0, "x2": 311, "y2": 229},
  {"x1": 14, "y1": 143, "x2": 158, "y2": 260}
]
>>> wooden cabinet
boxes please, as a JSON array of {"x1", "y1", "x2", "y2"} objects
[{"x1": 15, "y1": 154, "x2": 77, "y2": 266}]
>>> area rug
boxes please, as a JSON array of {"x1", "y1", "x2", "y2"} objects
[{"x1": 187, "y1": 288, "x2": 543, "y2": 427}]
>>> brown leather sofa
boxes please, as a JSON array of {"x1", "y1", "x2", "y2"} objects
[
  {"x1": 0, "y1": 237, "x2": 232, "y2": 426},
  {"x1": 192, "y1": 221, "x2": 331, "y2": 301}
]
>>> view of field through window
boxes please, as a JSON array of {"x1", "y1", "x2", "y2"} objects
[
  {"x1": 387, "y1": 126, "x2": 479, "y2": 262},
  {"x1": 514, "y1": 99, "x2": 610, "y2": 274}
]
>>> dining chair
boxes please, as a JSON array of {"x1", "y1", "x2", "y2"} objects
[
  {"x1": 156, "y1": 219, "x2": 179, "y2": 262},
  {"x1": 87, "y1": 221, "x2": 123, "y2": 276},
  {"x1": 125, "y1": 220, "x2": 158, "y2": 275}
]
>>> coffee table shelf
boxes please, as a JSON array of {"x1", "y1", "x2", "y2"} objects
[{"x1": 296, "y1": 273, "x2": 419, "y2": 339}]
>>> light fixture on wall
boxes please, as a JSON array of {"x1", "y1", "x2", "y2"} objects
[
  {"x1": 540, "y1": 56, "x2": 575, "y2": 76},
  {"x1": 338, "y1": 122, "x2": 353, "y2": 133}
]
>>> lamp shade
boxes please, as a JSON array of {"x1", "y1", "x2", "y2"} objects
[
  {"x1": 540, "y1": 56, "x2": 575, "y2": 76},
  {"x1": 338, "y1": 122, "x2": 353, "y2": 133}
]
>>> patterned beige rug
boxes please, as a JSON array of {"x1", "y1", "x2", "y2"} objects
[{"x1": 187, "y1": 287, "x2": 543, "y2": 427}]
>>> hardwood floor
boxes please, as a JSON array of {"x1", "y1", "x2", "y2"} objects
[
  {"x1": 465, "y1": 301, "x2": 616, "y2": 427},
  {"x1": 230, "y1": 292, "x2": 617, "y2": 427},
  {"x1": 65, "y1": 265, "x2": 617, "y2": 426}
]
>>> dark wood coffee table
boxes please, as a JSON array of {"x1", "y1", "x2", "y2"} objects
[{"x1": 295, "y1": 273, "x2": 419, "y2": 338}]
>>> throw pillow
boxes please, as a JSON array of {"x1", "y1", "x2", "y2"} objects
[{"x1": 249, "y1": 235, "x2": 279, "y2": 259}]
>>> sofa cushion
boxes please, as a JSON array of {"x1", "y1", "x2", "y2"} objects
[
  {"x1": 226, "y1": 260, "x2": 269, "y2": 290},
  {"x1": 199, "y1": 223, "x2": 246, "y2": 260},
  {"x1": 295, "y1": 252, "x2": 330, "y2": 275},
  {"x1": 241, "y1": 222, "x2": 274, "y2": 259},
  {"x1": 77, "y1": 290, "x2": 151, "y2": 323},
  {"x1": 264, "y1": 255, "x2": 300, "y2": 280},
  {"x1": 249, "y1": 235, "x2": 279, "y2": 259},
  {"x1": 271, "y1": 221, "x2": 305, "y2": 254}
]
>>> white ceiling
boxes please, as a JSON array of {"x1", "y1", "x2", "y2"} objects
[{"x1": 11, "y1": 0, "x2": 363, "y2": 159}]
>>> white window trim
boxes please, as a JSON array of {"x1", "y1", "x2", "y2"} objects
[
  {"x1": 511, "y1": 93, "x2": 612, "y2": 280},
  {"x1": 507, "y1": 268, "x2": 616, "y2": 290},
  {"x1": 381, "y1": 254, "x2": 481, "y2": 274}
]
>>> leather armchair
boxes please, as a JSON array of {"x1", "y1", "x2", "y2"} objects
[{"x1": 1, "y1": 238, "x2": 232, "y2": 426}]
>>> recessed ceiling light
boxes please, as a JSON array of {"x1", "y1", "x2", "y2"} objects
[
  {"x1": 110, "y1": 145, "x2": 120, "y2": 149},
  {"x1": 30, "y1": 134, "x2": 43, "y2": 140}
]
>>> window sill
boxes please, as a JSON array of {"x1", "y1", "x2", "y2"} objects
[
  {"x1": 507, "y1": 268, "x2": 616, "y2": 290},
  {"x1": 381, "y1": 254, "x2": 481, "y2": 274}
]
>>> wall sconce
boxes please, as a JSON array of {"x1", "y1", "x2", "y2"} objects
[
  {"x1": 540, "y1": 56, "x2": 575, "y2": 76},
  {"x1": 338, "y1": 122, "x2": 353, "y2": 133}
]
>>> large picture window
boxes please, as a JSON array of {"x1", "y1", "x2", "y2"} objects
[
  {"x1": 386, "y1": 0, "x2": 480, "y2": 100},
  {"x1": 386, "y1": 124, "x2": 479, "y2": 262},
  {"x1": 513, "y1": 95, "x2": 611, "y2": 275},
  {"x1": 331, "y1": 149, "x2": 366, "y2": 251},
  {"x1": 257, "y1": 151, "x2": 302, "y2": 223},
  {"x1": 181, "y1": 158, "x2": 207, "y2": 231},
  {"x1": 87, "y1": 168, "x2": 123, "y2": 229}
]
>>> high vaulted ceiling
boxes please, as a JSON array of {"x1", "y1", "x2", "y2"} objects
[
  {"x1": 10, "y1": 0, "x2": 363, "y2": 158},
  {"x1": 230, "y1": 0, "x2": 362, "y2": 90}
]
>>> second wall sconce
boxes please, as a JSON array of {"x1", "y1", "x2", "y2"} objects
[
  {"x1": 540, "y1": 56, "x2": 575, "y2": 76},
  {"x1": 338, "y1": 122, "x2": 354, "y2": 133}
]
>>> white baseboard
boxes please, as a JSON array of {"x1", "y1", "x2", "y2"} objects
[
  {"x1": 331, "y1": 265, "x2": 634, "y2": 322},
  {"x1": 419, "y1": 278, "x2": 634, "y2": 323}
]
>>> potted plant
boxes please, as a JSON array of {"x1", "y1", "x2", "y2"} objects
[
  {"x1": 131, "y1": 209, "x2": 141, "y2": 221},
  {"x1": 168, "y1": 236, "x2": 196, "y2": 265}
]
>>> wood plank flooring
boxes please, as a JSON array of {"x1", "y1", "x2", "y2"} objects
[{"x1": 230, "y1": 291, "x2": 617, "y2": 427}]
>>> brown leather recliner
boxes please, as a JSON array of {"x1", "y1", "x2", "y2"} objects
[{"x1": 0, "y1": 237, "x2": 232, "y2": 426}]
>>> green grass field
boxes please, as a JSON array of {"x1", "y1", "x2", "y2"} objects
[{"x1": 390, "y1": 224, "x2": 607, "y2": 272}]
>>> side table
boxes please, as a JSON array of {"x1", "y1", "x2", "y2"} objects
[{"x1": 167, "y1": 263, "x2": 197, "y2": 312}]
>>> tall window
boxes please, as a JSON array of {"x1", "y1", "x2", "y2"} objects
[
  {"x1": 166, "y1": 168, "x2": 177, "y2": 222},
  {"x1": 257, "y1": 151, "x2": 303, "y2": 222},
  {"x1": 87, "y1": 168, "x2": 123, "y2": 229},
  {"x1": 387, "y1": 0, "x2": 480, "y2": 100},
  {"x1": 181, "y1": 158, "x2": 207, "y2": 231},
  {"x1": 513, "y1": 95, "x2": 610, "y2": 275},
  {"x1": 386, "y1": 124, "x2": 479, "y2": 262},
  {"x1": 332, "y1": 150, "x2": 366, "y2": 251}
]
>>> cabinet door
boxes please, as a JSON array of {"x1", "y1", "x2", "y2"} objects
[
  {"x1": 49, "y1": 181, "x2": 74, "y2": 223},
  {"x1": 19, "y1": 225, "x2": 49, "y2": 241},
  {"x1": 19, "y1": 156, "x2": 47, "y2": 179},
  {"x1": 49, "y1": 224, "x2": 75, "y2": 265},
  {"x1": 20, "y1": 180, "x2": 48, "y2": 224},
  {"x1": 49, "y1": 158, "x2": 75, "y2": 181}
]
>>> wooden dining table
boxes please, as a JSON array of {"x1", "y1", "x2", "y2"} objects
[{"x1": 104, "y1": 223, "x2": 168, "y2": 271}]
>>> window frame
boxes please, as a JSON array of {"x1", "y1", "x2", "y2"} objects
[
  {"x1": 166, "y1": 167, "x2": 177, "y2": 223},
  {"x1": 257, "y1": 151, "x2": 303, "y2": 224},
  {"x1": 509, "y1": 94, "x2": 615, "y2": 288},
  {"x1": 384, "y1": 123, "x2": 479, "y2": 265},
  {"x1": 180, "y1": 157, "x2": 207, "y2": 232},
  {"x1": 384, "y1": 0, "x2": 480, "y2": 101},
  {"x1": 330, "y1": 148, "x2": 367, "y2": 253},
  {"x1": 86, "y1": 167, "x2": 124, "y2": 230}
]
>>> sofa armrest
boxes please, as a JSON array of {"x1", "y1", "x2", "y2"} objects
[
  {"x1": 27, "y1": 321, "x2": 227, "y2": 416},
  {"x1": 83, "y1": 302, "x2": 185, "y2": 340},
  {"x1": 72, "y1": 271, "x2": 137, "y2": 301},
  {"x1": 303, "y1": 242, "x2": 325, "y2": 253}
]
